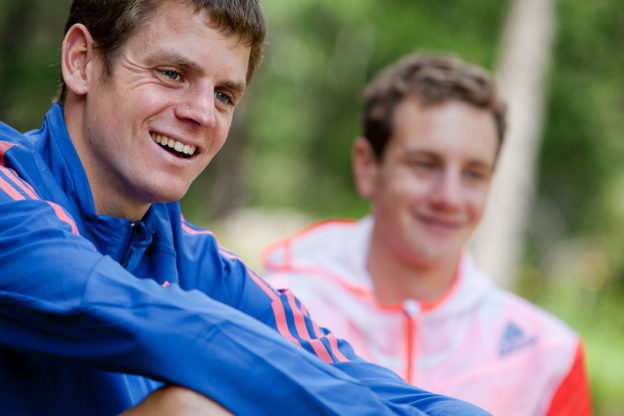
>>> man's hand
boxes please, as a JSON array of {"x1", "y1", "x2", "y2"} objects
[{"x1": 119, "y1": 385, "x2": 233, "y2": 416}]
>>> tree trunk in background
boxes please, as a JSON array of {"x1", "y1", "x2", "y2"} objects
[
  {"x1": 470, "y1": 0, "x2": 558, "y2": 288},
  {"x1": 204, "y1": 125, "x2": 247, "y2": 220}
]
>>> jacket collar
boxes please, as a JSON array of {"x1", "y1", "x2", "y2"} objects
[
  {"x1": 29, "y1": 103, "x2": 159, "y2": 258},
  {"x1": 265, "y1": 216, "x2": 493, "y2": 316}
]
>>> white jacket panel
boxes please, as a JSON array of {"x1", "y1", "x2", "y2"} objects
[{"x1": 263, "y1": 217, "x2": 591, "y2": 416}]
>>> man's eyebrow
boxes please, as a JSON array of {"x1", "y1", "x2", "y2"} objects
[
  {"x1": 402, "y1": 150, "x2": 494, "y2": 167},
  {"x1": 151, "y1": 50, "x2": 205, "y2": 73},
  {"x1": 220, "y1": 79, "x2": 246, "y2": 95},
  {"x1": 467, "y1": 159, "x2": 495, "y2": 170},
  {"x1": 402, "y1": 149, "x2": 439, "y2": 158},
  {"x1": 150, "y1": 50, "x2": 246, "y2": 93}
]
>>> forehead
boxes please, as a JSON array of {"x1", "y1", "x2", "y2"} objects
[
  {"x1": 124, "y1": 0, "x2": 250, "y2": 80},
  {"x1": 137, "y1": 0, "x2": 209, "y2": 34},
  {"x1": 386, "y1": 98, "x2": 499, "y2": 163}
]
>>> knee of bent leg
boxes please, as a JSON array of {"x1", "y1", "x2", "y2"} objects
[
  {"x1": 121, "y1": 385, "x2": 232, "y2": 416},
  {"x1": 157, "y1": 386, "x2": 232, "y2": 415}
]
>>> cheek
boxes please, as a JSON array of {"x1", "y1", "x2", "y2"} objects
[
  {"x1": 465, "y1": 189, "x2": 490, "y2": 221},
  {"x1": 203, "y1": 137, "x2": 227, "y2": 166},
  {"x1": 132, "y1": 92, "x2": 164, "y2": 121},
  {"x1": 206, "y1": 115, "x2": 233, "y2": 154},
  {"x1": 390, "y1": 177, "x2": 430, "y2": 203}
]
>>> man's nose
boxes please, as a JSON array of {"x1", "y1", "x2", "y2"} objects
[
  {"x1": 431, "y1": 170, "x2": 462, "y2": 210},
  {"x1": 175, "y1": 86, "x2": 216, "y2": 128}
]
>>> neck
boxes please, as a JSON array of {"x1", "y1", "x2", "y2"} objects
[
  {"x1": 366, "y1": 232, "x2": 459, "y2": 306},
  {"x1": 92, "y1": 189, "x2": 150, "y2": 221},
  {"x1": 64, "y1": 97, "x2": 150, "y2": 221}
]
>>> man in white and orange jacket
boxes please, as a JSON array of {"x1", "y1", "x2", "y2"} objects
[{"x1": 263, "y1": 53, "x2": 592, "y2": 416}]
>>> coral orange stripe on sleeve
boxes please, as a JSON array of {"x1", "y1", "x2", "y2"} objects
[
  {"x1": 545, "y1": 341, "x2": 592, "y2": 416},
  {"x1": 270, "y1": 299, "x2": 302, "y2": 348},
  {"x1": 325, "y1": 333, "x2": 348, "y2": 363},
  {"x1": 245, "y1": 269, "x2": 279, "y2": 300},
  {"x1": 0, "y1": 175, "x2": 25, "y2": 201},
  {"x1": 48, "y1": 201, "x2": 80, "y2": 235},
  {"x1": 3, "y1": 167, "x2": 39, "y2": 199},
  {"x1": 180, "y1": 221, "x2": 212, "y2": 235},
  {"x1": 285, "y1": 291, "x2": 333, "y2": 363},
  {"x1": 0, "y1": 141, "x2": 14, "y2": 166},
  {"x1": 304, "y1": 304, "x2": 349, "y2": 363}
]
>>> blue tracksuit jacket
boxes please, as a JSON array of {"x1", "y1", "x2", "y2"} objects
[{"x1": 0, "y1": 103, "x2": 490, "y2": 415}]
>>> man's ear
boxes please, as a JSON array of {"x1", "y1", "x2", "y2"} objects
[
  {"x1": 61, "y1": 23, "x2": 96, "y2": 97},
  {"x1": 352, "y1": 137, "x2": 379, "y2": 199}
]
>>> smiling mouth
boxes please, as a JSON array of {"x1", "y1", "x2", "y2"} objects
[
  {"x1": 150, "y1": 133, "x2": 197, "y2": 159},
  {"x1": 419, "y1": 215, "x2": 461, "y2": 231}
]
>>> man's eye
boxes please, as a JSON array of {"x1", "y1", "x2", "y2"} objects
[
  {"x1": 215, "y1": 91, "x2": 234, "y2": 105},
  {"x1": 161, "y1": 70, "x2": 181, "y2": 81},
  {"x1": 464, "y1": 170, "x2": 489, "y2": 181},
  {"x1": 410, "y1": 160, "x2": 435, "y2": 170}
]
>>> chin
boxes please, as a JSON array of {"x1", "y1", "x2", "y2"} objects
[
  {"x1": 407, "y1": 247, "x2": 456, "y2": 267},
  {"x1": 404, "y1": 254, "x2": 440, "y2": 269},
  {"x1": 149, "y1": 189, "x2": 188, "y2": 204}
]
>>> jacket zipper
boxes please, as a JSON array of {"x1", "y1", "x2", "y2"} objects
[{"x1": 404, "y1": 309, "x2": 415, "y2": 384}]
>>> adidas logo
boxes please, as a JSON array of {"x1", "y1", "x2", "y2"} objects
[{"x1": 498, "y1": 321, "x2": 536, "y2": 356}]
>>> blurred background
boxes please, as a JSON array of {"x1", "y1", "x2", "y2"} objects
[{"x1": 1, "y1": 0, "x2": 622, "y2": 413}]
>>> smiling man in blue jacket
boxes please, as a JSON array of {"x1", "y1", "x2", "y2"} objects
[{"x1": 0, "y1": 0, "x2": 491, "y2": 415}]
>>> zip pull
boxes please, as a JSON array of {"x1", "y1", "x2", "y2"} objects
[{"x1": 403, "y1": 299, "x2": 420, "y2": 317}]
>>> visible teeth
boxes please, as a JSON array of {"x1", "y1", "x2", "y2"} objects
[{"x1": 150, "y1": 133, "x2": 196, "y2": 156}]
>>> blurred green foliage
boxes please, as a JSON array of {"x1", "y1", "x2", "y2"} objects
[
  {"x1": 1, "y1": 0, "x2": 623, "y2": 413},
  {"x1": 0, "y1": 0, "x2": 70, "y2": 129}
]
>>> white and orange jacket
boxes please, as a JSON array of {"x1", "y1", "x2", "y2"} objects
[{"x1": 263, "y1": 217, "x2": 592, "y2": 416}]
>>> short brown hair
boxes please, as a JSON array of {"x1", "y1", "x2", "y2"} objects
[
  {"x1": 57, "y1": 0, "x2": 265, "y2": 104},
  {"x1": 362, "y1": 53, "x2": 507, "y2": 159}
]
